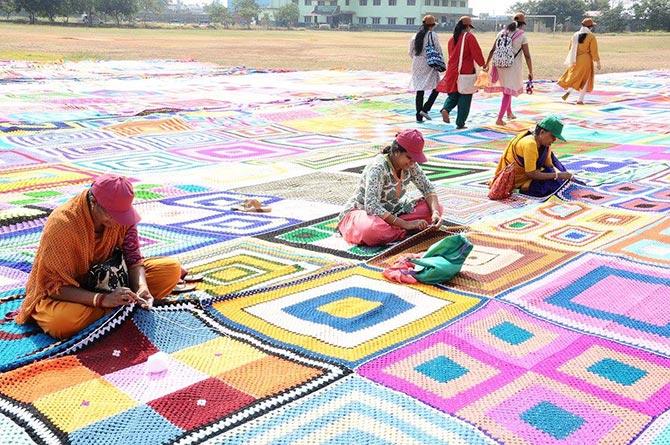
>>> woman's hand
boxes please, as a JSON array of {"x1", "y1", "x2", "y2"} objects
[
  {"x1": 430, "y1": 210, "x2": 442, "y2": 226},
  {"x1": 403, "y1": 220, "x2": 429, "y2": 231},
  {"x1": 101, "y1": 287, "x2": 137, "y2": 308},
  {"x1": 528, "y1": 73, "x2": 533, "y2": 81},
  {"x1": 596, "y1": 61, "x2": 602, "y2": 71},
  {"x1": 482, "y1": 63, "x2": 489, "y2": 72},
  {"x1": 135, "y1": 285, "x2": 154, "y2": 309},
  {"x1": 558, "y1": 172, "x2": 573, "y2": 181}
]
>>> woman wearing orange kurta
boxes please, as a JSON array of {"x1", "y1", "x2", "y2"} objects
[
  {"x1": 14, "y1": 174, "x2": 183, "y2": 339},
  {"x1": 558, "y1": 18, "x2": 601, "y2": 105}
]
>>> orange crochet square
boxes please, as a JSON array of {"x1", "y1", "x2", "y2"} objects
[
  {"x1": 216, "y1": 355, "x2": 322, "y2": 398},
  {"x1": 0, "y1": 356, "x2": 98, "y2": 403}
]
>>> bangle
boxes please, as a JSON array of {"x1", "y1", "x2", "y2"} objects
[
  {"x1": 92, "y1": 292, "x2": 101, "y2": 308},
  {"x1": 553, "y1": 172, "x2": 558, "y2": 180}
]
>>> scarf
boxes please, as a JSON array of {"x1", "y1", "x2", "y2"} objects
[
  {"x1": 16, "y1": 191, "x2": 127, "y2": 324},
  {"x1": 564, "y1": 26, "x2": 591, "y2": 66}
]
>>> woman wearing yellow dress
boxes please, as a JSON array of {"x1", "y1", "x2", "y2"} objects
[{"x1": 558, "y1": 18, "x2": 601, "y2": 105}]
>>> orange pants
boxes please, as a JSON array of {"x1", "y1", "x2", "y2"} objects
[{"x1": 32, "y1": 257, "x2": 182, "y2": 339}]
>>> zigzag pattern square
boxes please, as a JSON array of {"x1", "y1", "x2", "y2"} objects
[
  {"x1": 0, "y1": 304, "x2": 348, "y2": 444},
  {"x1": 502, "y1": 253, "x2": 670, "y2": 356},
  {"x1": 175, "y1": 239, "x2": 352, "y2": 297},
  {"x1": 170, "y1": 140, "x2": 307, "y2": 162},
  {"x1": 207, "y1": 265, "x2": 482, "y2": 366},
  {"x1": 217, "y1": 376, "x2": 498, "y2": 445},
  {"x1": 0, "y1": 165, "x2": 99, "y2": 194}
]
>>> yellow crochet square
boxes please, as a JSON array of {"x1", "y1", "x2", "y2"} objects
[
  {"x1": 318, "y1": 297, "x2": 382, "y2": 319},
  {"x1": 211, "y1": 266, "x2": 482, "y2": 364},
  {"x1": 33, "y1": 378, "x2": 136, "y2": 433},
  {"x1": 172, "y1": 337, "x2": 267, "y2": 377},
  {"x1": 187, "y1": 254, "x2": 301, "y2": 295}
]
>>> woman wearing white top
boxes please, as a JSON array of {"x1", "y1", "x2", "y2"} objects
[
  {"x1": 483, "y1": 12, "x2": 533, "y2": 127},
  {"x1": 409, "y1": 15, "x2": 442, "y2": 123}
]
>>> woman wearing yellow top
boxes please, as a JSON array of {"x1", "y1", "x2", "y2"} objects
[
  {"x1": 558, "y1": 18, "x2": 601, "y2": 105},
  {"x1": 491, "y1": 116, "x2": 574, "y2": 197}
]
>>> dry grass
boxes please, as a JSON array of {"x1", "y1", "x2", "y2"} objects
[{"x1": 1, "y1": 23, "x2": 669, "y2": 79}]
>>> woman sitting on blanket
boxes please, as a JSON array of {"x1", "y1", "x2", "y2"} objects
[
  {"x1": 491, "y1": 115, "x2": 574, "y2": 197},
  {"x1": 14, "y1": 174, "x2": 184, "y2": 339},
  {"x1": 338, "y1": 129, "x2": 443, "y2": 247}
]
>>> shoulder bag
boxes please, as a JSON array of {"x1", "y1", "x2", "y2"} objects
[{"x1": 457, "y1": 32, "x2": 477, "y2": 94}]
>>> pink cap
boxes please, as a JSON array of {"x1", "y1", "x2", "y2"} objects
[
  {"x1": 91, "y1": 174, "x2": 141, "y2": 225},
  {"x1": 396, "y1": 129, "x2": 427, "y2": 163}
]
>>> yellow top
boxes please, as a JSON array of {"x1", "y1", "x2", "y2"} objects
[
  {"x1": 493, "y1": 131, "x2": 554, "y2": 191},
  {"x1": 558, "y1": 33, "x2": 600, "y2": 92}
]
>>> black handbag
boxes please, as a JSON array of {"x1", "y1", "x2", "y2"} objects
[{"x1": 83, "y1": 248, "x2": 129, "y2": 292}]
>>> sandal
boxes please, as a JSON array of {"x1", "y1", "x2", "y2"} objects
[
  {"x1": 183, "y1": 273, "x2": 204, "y2": 283},
  {"x1": 172, "y1": 283, "x2": 197, "y2": 294},
  {"x1": 231, "y1": 199, "x2": 272, "y2": 213}
]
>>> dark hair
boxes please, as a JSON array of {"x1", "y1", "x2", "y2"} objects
[
  {"x1": 381, "y1": 140, "x2": 407, "y2": 155},
  {"x1": 515, "y1": 19, "x2": 526, "y2": 28},
  {"x1": 506, "y1": 21, "x2": 517, "y2": 33},
  {"x1": 413, "y1": 23, "x2": 433, "y2": 56},
  {"x1": 453, "y1": 20, "x2": 467, "y2": 44},
  {"x1": 578, "y1": 33, "x2": 589, "y2": 44}
]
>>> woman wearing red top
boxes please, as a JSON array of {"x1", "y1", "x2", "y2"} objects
[{"x1": 436, "y1": 16, "x2": 485, "y2": 129}]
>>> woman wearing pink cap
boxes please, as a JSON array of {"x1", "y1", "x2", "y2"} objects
[
  {"x1": 338, "y1": 129, "x2": 443, "y2": 247},
  {"x1": 14, "y1": 174, "x2": 184, "y2": 339}
]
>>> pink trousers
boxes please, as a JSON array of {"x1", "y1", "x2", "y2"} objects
[{"x1": 338, "y1": 199, "x2": 442, "y2": 247}]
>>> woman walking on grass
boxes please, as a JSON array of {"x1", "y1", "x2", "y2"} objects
[
  {"x1": 436, "y1": 16, "x2": 485, "y2": 129},
  {"x1": 558, "y1": 18, "x2": 601, "y2": 105},
  {"x1": 409, "y1": 15, "x2": 442, "y2": 122},
  {"x1": 483, "y1": 13, "x2": 533, "y2": 127}
]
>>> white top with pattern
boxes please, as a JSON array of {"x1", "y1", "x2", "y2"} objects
[{"x1": 339, "y1": 154, "x2": 435, "y2": 220}]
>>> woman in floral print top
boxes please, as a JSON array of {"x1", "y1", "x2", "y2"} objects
[{"x1": 338, "y1": 129, "x2": 443, "y2": 246}]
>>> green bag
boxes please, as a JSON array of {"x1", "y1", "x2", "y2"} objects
[{"x1": 410, "y1": 234, "x2": 473, "y2": 284}]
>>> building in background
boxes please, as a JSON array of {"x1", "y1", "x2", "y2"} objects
[{"x1": 268, "y1": 0, "x2": 471, "y2": 28}]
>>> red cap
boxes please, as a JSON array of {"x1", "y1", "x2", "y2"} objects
[
  {"x1": 396, "y1": 129, "x2": 427, "y2": 163},
  {"x1": 91, "y1": 174, "x2": 141, "y2": 225}
]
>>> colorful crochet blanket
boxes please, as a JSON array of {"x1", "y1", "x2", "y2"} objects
[{"x1": 0, "y1": 61, "x2": 669, "y2": 444}]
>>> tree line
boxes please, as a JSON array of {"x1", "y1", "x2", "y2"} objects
[
  {"x1": 0, "y1": 0, "x2": 301, "y2": 28},
  {"x1": 509, "y1": 0, "x2": 670, "y2": 32}
]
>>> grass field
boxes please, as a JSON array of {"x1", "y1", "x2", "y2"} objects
[{"x1": 1, "y1": 23, "x2": 669, "y2": 79}]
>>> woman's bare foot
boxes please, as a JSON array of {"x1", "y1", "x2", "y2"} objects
[
  {"x1": 507, "y1": 113, "x2": 517, "y2": 120},
  {"x1": 440, "y1": 109, "x2": 450, "y2": 123},
  {"x1": 496, "y1": 118, "x2": 505, "y2": 126},
  {"x1": 576, "y1": 101, "x2": 584, "y2": 105}
]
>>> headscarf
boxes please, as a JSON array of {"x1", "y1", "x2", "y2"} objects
[
  {"x1": 15, "y1": 190, "x2": 127, "y2": 324},
  {"x1": 564, "y1": 26, "x2": 591, "y2": 66}
]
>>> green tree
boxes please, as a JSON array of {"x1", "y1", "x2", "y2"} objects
[
  {"x1": 98, "y1": 0, "x2": 138, "y2": 25},
  {"x1": 206, "y1": 1, "x2": 233, "y2": 27},
  {"x1": 58, "y1": 0, "x2": 86, "y2": 22},
  {"x1": 585, "y1": 0, "x2": 608, "y2": 11},
  {"x1": 632, "y1": 0, "x2": 670, "y2": 31},
  {"x1": 508, "y1": 1, "x2": 538, "y2": 15},
  {"x1": 232, "y1": 0, "x2": 259, "y2": 28},
  {"x1": 0, "y1": 0, "x2": 14, "y2": 19},
  {"x1": 274, "y1": 2, "x2": 298, "y2": 28},
  {"x1": 598, "y1": 3, "x2": 628, "y2": 32}
]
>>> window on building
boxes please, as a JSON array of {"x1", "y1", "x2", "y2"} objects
[
  {"x1": 330, "y1": 0, "x2": 337, "y2": 4},
  {"x1": 358, "y1": 16, "x2": 367, "y2": 24},
  {"x1": 425, "y1": 0, "x2": 430, "y2": 5},
  {"x1": 440, "y1": 15, "x2": 447, "y2": 23},
  {"x1": 407, "y1": 0, "x2": 415, "y2": 5},
  {"x1": 292, "y1": 0, "x2": 298, "y2": 4},
  {"x1": 450, "y1": 0, "x2": 456, "y2": 6},
  {"x1": 373, "y1": 0, "x2": 381, "y2": 5},
  {"x1": 387, "y1": 17, "x2": 396, "y2": 24},
  {"x1": 304, "y1": 15, "x2": 311, "y2": 22},
  {"x1": 304, "y1": 0, "x2": 311, "y2": 5},
  {"x1": 345, "y1": 0, "x2": 350, "y2": 4},
  {"x1": 372, "y1": 17, "x2": 381, "y2": 24},
  {"x1": 318, "y1": 1, "x2": 324, "y2": 5},
  {"x1": 460, "y1": 0, "x2": 466, "y2": 6},
  {"x1": 405, "y1": 17, "x2": 415, "y2": 25},
  {"x1": 442, "y1": 0, "x2": 448, "y2": 6},
  {"x1": 388, "y1": 0, "x2": 396, "y2": 5},
  {"x1": 359, "y1": 0, "x2": 367, "y2": 5}
]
